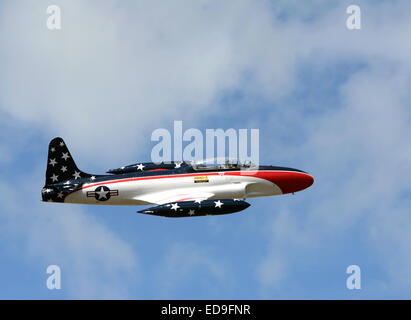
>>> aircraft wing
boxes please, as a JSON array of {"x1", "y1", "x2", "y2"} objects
[{"x1": 134, "y1": 190, "x2": 215, "y2": 205}]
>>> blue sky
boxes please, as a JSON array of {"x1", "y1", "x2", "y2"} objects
[{"x1": 1, "y1": 0, "x2": 411, "y2": 299}]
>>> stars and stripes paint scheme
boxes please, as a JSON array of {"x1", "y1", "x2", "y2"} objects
[{"x1": 42, "y1": 137, "x2": 314, "y2": 217}]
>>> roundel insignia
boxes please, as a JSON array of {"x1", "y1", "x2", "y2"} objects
[
  {"x1": 95, "y1": 186, "x2": 111, "y2": 201},
  {"x1": 87, "y1": 186, "x2": 119, "y2": 201}
]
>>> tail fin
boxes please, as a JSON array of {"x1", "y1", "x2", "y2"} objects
[{"x1": 45, "y1": 137, "x2": 92, "y2": 185}]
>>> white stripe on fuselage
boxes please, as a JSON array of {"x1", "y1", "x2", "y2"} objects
[{"x1": 64, "y1": 171, "x2": 283, "y2": 205}]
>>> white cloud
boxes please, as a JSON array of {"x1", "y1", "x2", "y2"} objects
[
  {"x1": 257, "y1": 254, "x2": 288, "y2": 288},
  {"x1": 27, "y1": 206, "x2": 139, "y2": 298},
  {"x1": 255, "y1": 1, "x2": 411, "y2": 296},
  {"x1": 0, "y1": 169, "x2": 139, "y2": 299},
  {"x1": 0, "y1": 0, "x2": 299, "y2": 165}
]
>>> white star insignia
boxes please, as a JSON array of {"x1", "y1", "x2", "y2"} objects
[
  {"x1": 96, "y1": 188, "x2": 109, "y2": 200},
  {"x1": 61, "y1": 166, "x2": 67, "y2": 172},
  {"x1": 214, "y1": 200, "x2": 223, "y2": 208},
  {"x1": 59, "y1": 141, "x2": 64, "y2": 147},
  {"x1": 188, "y1": 209, "x2": 195, "y2": 216},
  {"x1": 50, "y1": 147, "x2": 56, "y2": 152},
  {"x1": 194, "y1": 199, "x2": 203, "y2": 204},
  {"x1": 137, "y1": 163, "x2": 145, "y2": 171},
  {"x1": 90, "y1": 176, "x2": 96, "y2": 180},
  {"x1": 174, "y1": 162, "x2": 182, "y2": 169},
  {"x1": 49, "y1": 158, "x2": 57, "y2": 166},
  {"x1": 50, "y1": 174, "x2": 59, "y2": 182},
  {"x1": 73, "y1": 171, "x2": 81, "y2": 179},
  {"x1": 57, "y1": 192, "x2": 64, "y2": 198},
  {"x1": 171, "y1": 203, "x2": 180, "y2": 211},
  {"x1": 61, "y1": 152, "x2": 70, "y2": 161},
  {"x1": 42, "y1": 188, "x2": 52, "y2": 194}
]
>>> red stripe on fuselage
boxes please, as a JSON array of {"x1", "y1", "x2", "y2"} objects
[{"x1": 78, "y1": 170, "x2": 313, "y2": 194}]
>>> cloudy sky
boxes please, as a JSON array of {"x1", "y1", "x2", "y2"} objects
[{"x1": 1, "y1": 0, "x2": 411, "y2": 299}]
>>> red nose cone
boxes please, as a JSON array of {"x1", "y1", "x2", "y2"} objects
[
  {"x1": 295, "y1": 173, "x2": 314, "y2": 192},
  {"x1": 266, "y1": 172, "x2": 314, "y2": 194},
  {"x1": 225, "y1": 170, "x2": 314, "y2": 195}
]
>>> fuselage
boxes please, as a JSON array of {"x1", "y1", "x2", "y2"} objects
[{"x1": 59, "y1": 165, "x2": 314, "y2": 205}]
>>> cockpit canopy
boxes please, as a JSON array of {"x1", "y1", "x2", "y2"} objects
[{"x1": 191, "y1": 158, "x2": 256, "y2": 171}]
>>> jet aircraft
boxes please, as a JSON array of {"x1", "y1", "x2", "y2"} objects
[{"x1": 42, "y1": 137, "x2": 314, "y2": 217}]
